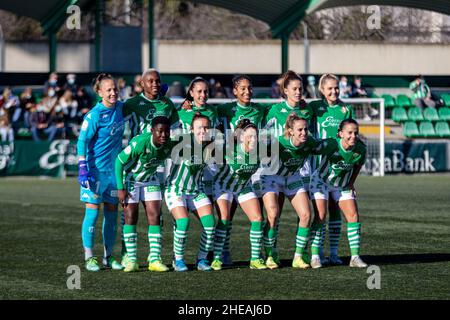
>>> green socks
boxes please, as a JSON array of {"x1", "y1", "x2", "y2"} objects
[
  {"x1": 347, "y1": 222, "x2": 361, "y2": 256},
  {"x1": 295, "y1": 226, "x2": 310, "y2": 256},
  {"x1": 250, "y1": 221, "x2": 263, "y2": 260},
  {"x1": 310, "y1": 224, "x2": 324, "y2": 256},
  {"x1": 198, "y1": 214, "x2": 215, "y2": 260},
  {"x1": 148, "y1": 225, "x2": 162, "y2": 263},
  {"x1": 123, "y1": 224, "x2": 137, "y2": 262},
  {"x1": 173, "y1": 217, "x2": 190, "y2": 260},
  {"x1": 213, "y1": 219, "x2": 230, "y2": 260}
]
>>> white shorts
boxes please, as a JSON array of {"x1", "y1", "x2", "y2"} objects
[
  {"x1": 309, "y1": 173, "x2": 356, "y2": 202},
  {"x1": 164, "y1": 190, "x2": 212, "y2": 212},
  {"x1": 213, "y1": 183, "x2": 258, "y2": 204},
  {"x1": 125, "y1": 180, "x2": 162, "y2": 204},
  {"x1": 252, "y1": 173, "x2": 307, "y2": 198}
]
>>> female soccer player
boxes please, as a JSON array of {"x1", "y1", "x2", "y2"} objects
[
  {"x1": 115, "y1": 116, "x2": 174, "y2": 273},
  {"x1": 211, "y1": 119, "x2": 267, "y2": 271},
  {"x1": 309, "y1": 118, "x2": 368, "y2": 268},
  {"x1": 215, "y1": 74, "x2": 268, "y2": 266},
  {"x1": 178, "y1": 77, "x2": 218, "y2": 200},
  {"x1": 77, "y1": 73, "x2": 125, "y2": 272},
  {"x1": 256, "y1": 113, "x2": 328, "y2": 269},
  {"x1": 120, "y1": 68, "x2": 178, "y2": 266},
  {"x1": 165, "y1": 114, "x2": 216, "y2": 272},
  {"x1": 309, "y1": 73, "x2": 354, "y2": 265},
  {"x1": 257, "y1": 70, "x2": 314, "y2": 268}
]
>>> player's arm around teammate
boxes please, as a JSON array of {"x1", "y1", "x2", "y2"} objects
[
  {"x1": 311, "y1": 74, "x2": 355, "y2": 266},
  {"x1": 309, "y1": 119, "x2": 368, "y2": 269},
  {"x1": 115, "y1": 117, "x2": 173, "y2": 273},
  {"x1": 211, "y1": 119, "x2": 267, "y2": 271},
  {"x1": 77, "y1": 73, "x2": 125, "y2": 272},
  {"x1": 257, "y1": 71, "x2": 313, "y2": 269},
  {"x1": 165, "y1": 114, "x2": 216, "y2": 272}
]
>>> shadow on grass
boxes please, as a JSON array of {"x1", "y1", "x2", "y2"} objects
[{"x1": 210, "y1": 253, "x2": 450, "y2": 270}]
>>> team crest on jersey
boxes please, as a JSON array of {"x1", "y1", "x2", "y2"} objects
[
  {"x1": 353, "y1": 153, "x2": 359, "y2": 158},
  {"x1": 341, "y1": 106, "x2": 348, "y2": 113}
]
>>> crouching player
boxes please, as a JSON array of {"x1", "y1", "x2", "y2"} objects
[
  {"x1": 255, "y1": 113, "x2": 328, "y2": 269},
  {"x1": 165, "y1": 114, "x2": 216, "y2": 272},
  {"x1": 309, "y1": 118, "x2": 368, "y2": 268},
  {"x1": 211, "y1": 119, "x2": 267, "y2": 271},
  {"x1": 115, "y1": 116, "x2": 174, "y2": 272}
]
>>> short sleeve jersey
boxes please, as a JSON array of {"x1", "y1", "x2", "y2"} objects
[
  {"x1": 123, "y1": 93, "x2": 179, "y2": 139},
  {"x1": 316, "y1": 138, "x2": 366, "y2": 189},
  {"x1": 265, "y1": 101, "x2": 314, "y2": 139},
  {"x1": 177, "y1": 103, "x2": 218, "y2": 134},
  {"x1": 214, "y1": 143, "x2": 260, "y2": 193},
  {"x1": 116, "y1": 133, "x2": 174, "y2": 188},
  {"x1": 310, "y1": 99, "x2": 354, "y2": 139}
]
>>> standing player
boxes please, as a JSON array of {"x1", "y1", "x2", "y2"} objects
[
  {"x1": 309, "y1": 119, "x2": 368, "y2": 268},
  {"x1": 77, "y1": 73, "x2": 125, "y2": 272},
  {"x1": 309, "y1": 73, "x2": 354, "y2": 265},
  {"x1": 177, "y1": 77, "x2": 219, "y2": 202},
  {"x1": 215, "y1": 75, "x2": 268, "y2": 265},
  {"x1": 115, "y1": 116, "x2": 174, "y2": 272},
  {"x1": 211, "y1": 119, "x2": 267, "y2": 271},
  {"x1": 165, "y1": 114, "x2": 216, "y2": 272},
  {"x1": 257, "y1": 70, "x2": 314, "y2": 268},
  {"x1": 120, "y1": 69, "x2": 178, "y2": 265}
]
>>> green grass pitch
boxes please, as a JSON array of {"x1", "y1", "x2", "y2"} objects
[{"x1": 0, "y1": 175, "x2": 449, "y2": 300}]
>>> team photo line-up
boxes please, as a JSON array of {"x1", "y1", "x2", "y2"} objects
[{"x1": 77, "y1": 69, "x2": 368, "y2": 273}]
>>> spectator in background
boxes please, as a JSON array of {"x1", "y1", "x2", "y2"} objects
[
  {"x1": 338, "y1": 76, "x2": 352, "y2": 99},
  {"x1": 131, "y1": 74, "x2": 143, "y2": 97},
  {"x1": 0, "y1": 104, "x2": 14, "y2": 143},
  {"x1": 270, "y1": 77, "x2": 283, "y2": 98},
  {"x1": 44, "y1": 72, "x2": 61, "y2": 94},
  {"x1": 29, "y1": 89, "x2": 58, "y2": 141},
  {"x1": 117, "y1": 78, "x2": 131, "y2": 101},
  {"x1": 51, "y1": 104, "x2": 67, "y2": 139},
  {"x1": 409, "y1": 75, "x2": 436, "y2": 109},
  {"x1": 305, "y1": 75, "x2": 319, "y2": 99},
  {"x1": 351, "y1": 76, "x2": 378, "y2": 121},
  {"x1": 10, "y1": 87, "x2": 35, "y2": 133},
  {"x1": 75, "y1": 87, "x2": 92, "y2": 124},
  {"x1": 0, "y1": 87, "x2": 20, "y2": 123},
  {"x1": 58, "y1": 89, "x2": 78, "y2": 122},
  {"x1": 64, "y1": 73, "x2": 78, "y2": 96},
  {"x1": 212, "y1": 80, "x2": 227, "y2": 98},
  {"x1": 167, "y1": 81, "x2": 186, "y2": 99}
]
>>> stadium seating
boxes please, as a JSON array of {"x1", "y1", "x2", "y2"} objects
[
  {"x1": 438, "y1": 107, "x2": 450, "y2": 121},
  {"x1": 423, "y1": 107, "x2": 440, "y2": 121},
  {"x1": 435, "y1": 121, "x2": 450, "y2": 138},
  {"x1": 407, "y1": 107, "x2": 424, "y2": 121},
  {"x1": 403, "y1": 121, "x2": 420, "y2": 138},
  {"x1": 382, "y1": 94, "x2": 396, "y2": 108},
  {"x1": 396, "y1": 94, "x2": 412, "y2": 108},
  {"x1": 441, "y1": 93, "x2": 450, "y2": 107},
  {"x1": 418, "y1": 121, "x2": 437, "y2": 138},
  {"x1": 391, "y1": 107, "x2": 409, "y2": 122}
]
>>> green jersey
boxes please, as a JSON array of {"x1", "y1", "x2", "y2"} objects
[
  {"x1": 271, "y1": 135, "x2": 327, "y2": 177},
  {"x1": 316, "y1": 138, "x2": 366, "y2": 189},
  {"x1": 265, "y1": 101, "x2": 314, "y2": 138},
  {"x1": 409, "y1": 80, "x2": 431, "y2": 99},
  {"x1": 310, "y1": 99, "x2": 354, "y2": 139},
  {"x1": 115, "y1": 133, "x2": 174, "y2": 189},
  {"x1": 214, "y1": 143, "x2": 259, "y2": 193},
  {"x1": 123, "y1": 93, "x2": 179, "y2": 139},
  {"x1": 218, "y1": 102, "x2": 267, "y2": 131},
  {"x1": 166, "y1": 136, "x2": 210, "y2": 195},
  {"x1": 177, "y1": 103, "x2": 219, "y2": 134}
]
